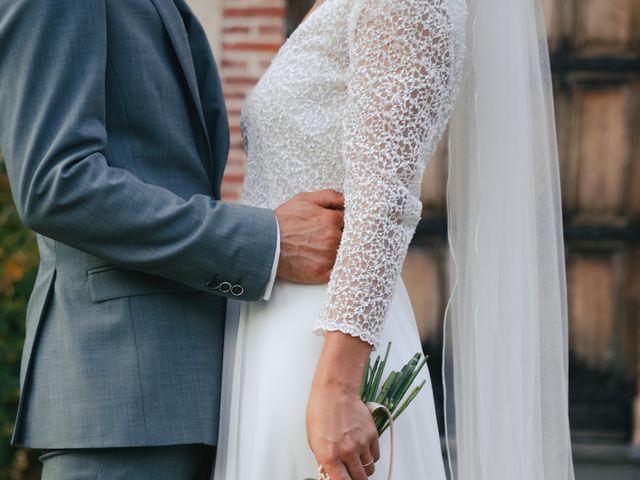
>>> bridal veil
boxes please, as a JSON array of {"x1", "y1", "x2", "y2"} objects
[{"x1": 443, "y1": 0, "x2": 575, "y2": 478}]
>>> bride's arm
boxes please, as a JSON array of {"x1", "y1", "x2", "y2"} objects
[
  {"x1": 307, "y1": 0, "x2": 458, "y2": 478},
  {"x1": 317, "y1": 0, "x2": 456, "y2": 347}
]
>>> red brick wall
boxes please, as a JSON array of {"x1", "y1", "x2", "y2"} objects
[{"x1": 220, "y1": 0, "x2": 286, "y2": 200}]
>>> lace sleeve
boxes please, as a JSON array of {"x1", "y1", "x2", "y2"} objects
[{"x1": 314, "y1": 0, "x2": 462, "y2": 348}]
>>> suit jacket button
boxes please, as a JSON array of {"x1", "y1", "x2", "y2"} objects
[
  {"x1": 206, "y1": 280, "x2": 219, "y2": 290},
  {"x1": 231, "y1": 285, "x2": 244, "y2": 297},
  {"x1": 219, "y1": 282, "x2": 232, "y2": 294}
]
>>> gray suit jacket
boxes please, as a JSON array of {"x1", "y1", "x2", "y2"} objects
[{"x1": 0, "y1": 0, "x2": 278, "y2": 448}]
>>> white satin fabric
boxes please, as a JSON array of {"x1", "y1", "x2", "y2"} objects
[
  {"x1": 213, "y1": 280, "x2": 446, "y2": 480},
  {"x1": 443, "y1": 0, "x2": 575, "y2": 478}
]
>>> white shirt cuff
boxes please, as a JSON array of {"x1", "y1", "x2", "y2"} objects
[{"x1": 262, "y1": 217, "x2": 280, "y2": 301}]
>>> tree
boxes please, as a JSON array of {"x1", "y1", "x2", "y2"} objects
[{"x1": 0, "y1": 152, "x2": 40, "y2": 479}]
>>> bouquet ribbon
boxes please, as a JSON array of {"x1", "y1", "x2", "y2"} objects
[{"x1": 366, "y1": 402, "x2": 394, "y2": 480}]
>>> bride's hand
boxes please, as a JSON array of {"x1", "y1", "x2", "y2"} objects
[{"x1": 307, "y1": 332, "x2": 380, "y2": 480}]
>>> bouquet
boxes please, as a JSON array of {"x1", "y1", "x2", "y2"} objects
[
  {"x1": 306, "y1": 342, "x2": 428, "y2": 480},
  {"x1": 360, "y1": 342, "x2": 428, "y2": 434}
]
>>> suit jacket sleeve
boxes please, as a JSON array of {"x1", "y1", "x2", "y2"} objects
[{"x1": 0, "y1": 0, "x2": 277, "y2": 301}]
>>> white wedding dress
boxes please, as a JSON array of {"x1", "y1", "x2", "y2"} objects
[{"x1": 213, "y1": 0, "x2": 466, "y2": 478}]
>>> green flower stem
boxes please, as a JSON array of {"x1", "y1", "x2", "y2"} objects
[
  {"x1": 359, "y1": 360, "x2": 370, "y2": 398},
  {"x1": 390, "y1": 354, "x2": 428, "y2": 410},
  {"x1": 368, "y1": 342, "x2": 391, "y2": 402},
  {"x1": 359, "y1": 342, "x2": 429, "y2": 436},
  {"x1": 364, "y1": 355, "x2": 381, "y2": 402},
  {"x1": 379, "y1": 380, "x2": 427, "y2": 435}
]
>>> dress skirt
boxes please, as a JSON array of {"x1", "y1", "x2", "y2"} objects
[{"x1": 213, "y1": 279, "x2": 447, "y2": 480}]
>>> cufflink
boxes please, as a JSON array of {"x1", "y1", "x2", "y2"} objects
[
  {"x1": 231, "y1": 285, "x2": 245, "y2": 297},
  {"x1": 218, "y1": 282, "x2": 232, "y2": 294}
]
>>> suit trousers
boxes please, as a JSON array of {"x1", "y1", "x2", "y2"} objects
[{"x1": 39, "y1": 444, "x2": 215, "y2": 480}]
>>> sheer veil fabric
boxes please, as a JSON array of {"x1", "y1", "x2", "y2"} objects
[{"x1": 444, "y1": 0, "x2": 575, "y2": 478}]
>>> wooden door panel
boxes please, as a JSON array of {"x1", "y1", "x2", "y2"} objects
[{"x1": 572, "y1": 85, "x2": 636, "y2": 222}]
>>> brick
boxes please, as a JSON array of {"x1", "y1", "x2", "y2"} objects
[
  {"x1": 223, "y1": 42, "x2": 282, "y2": 52},
  {"x1": 223, "y1": 26, "x2": 251, "y2": 34},
  {"x1": 259, "y1": 59, "x2": 274, "y2": 69},
  {"x1": 221, "y1": 182, "x2": 243, "y2": 202},
  {"x1": 259, "y1": 25, "x2": 284, "y2": 35},
  {"x1": 222, "y1": 76, "x2": 261, "y2": 85},
  {"x1": 223, "y1": 92, "x2": 248, "y2": 101},
  {"x1": 221, "y1": 59, "x2": 248, "y2": 68},
  {"x1": 224, "y1": 8, "x2": 286, "y2": 18}
]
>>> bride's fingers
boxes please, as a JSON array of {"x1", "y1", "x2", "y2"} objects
[
  {"x1": 321, "y1": 461, "x2": 351, "y2": 480},
  {"x1": 370, "y1": 435, "x2": 380, "y2": 463},
  {"x1": 364, "y1": 463, "x2": 375, "y2": 477},
  {"x1": 360, "y1": 453, "x2": 376, "y2": 477},
  {"x1": 359, "y1": 443, "x2": 376, "y2": 477},
  {"x1": 344, "y1": 456, "x2": 369, "y2": 480}
]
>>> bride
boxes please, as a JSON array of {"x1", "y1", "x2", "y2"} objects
[{"x1": 214, "y1": 0, "x2": 575, "y2": 478}]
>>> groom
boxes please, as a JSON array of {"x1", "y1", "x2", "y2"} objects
[{"x1": 0, "y1": 0, "x2": 345, "y2": 477}]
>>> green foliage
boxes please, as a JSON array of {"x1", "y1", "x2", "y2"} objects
[
  {"x1": 0, "y1": 154, "x2": 41, "y2": 479},
  {"x1": 360, "y1": 343, "x2": 428, "y2": 434}
]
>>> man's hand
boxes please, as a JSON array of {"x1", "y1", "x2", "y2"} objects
[
  {"x1": 307, "y1": 332, "x2": 380, "y2": 480},
  {"x1": 275, "y1": 190, "x2": 344, "y2": 284}
]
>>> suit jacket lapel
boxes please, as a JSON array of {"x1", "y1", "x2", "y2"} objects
[{"x1": 150, "y1": 0, "x2": 212, "y2": 158}]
